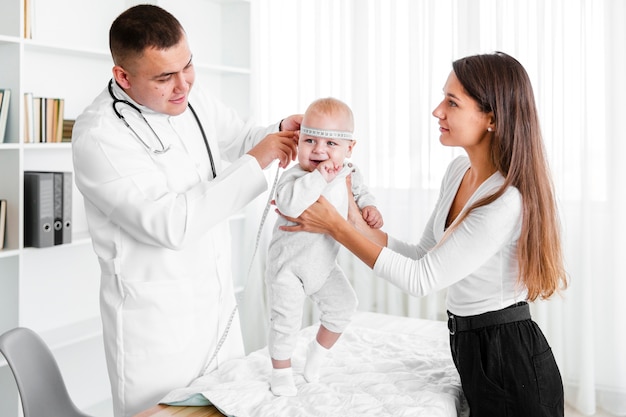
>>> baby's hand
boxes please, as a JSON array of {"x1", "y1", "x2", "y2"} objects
[
  {"x1": 317, "y1": 160, "x2": 342, "y2": 182},
  {"x1": 362, "y1": 206, "x2": 384, "y2": 229}
]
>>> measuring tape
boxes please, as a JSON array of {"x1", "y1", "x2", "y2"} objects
[
  {"x1": 300, "y1": 125, "x2": 353, "y2": 140},
  {"x1": 198, "y1": 163, "x2": 281, "y2": 377}
]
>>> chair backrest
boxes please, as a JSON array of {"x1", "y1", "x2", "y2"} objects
[{"x1": 0, "y1": 327, "x2": 93, "y2": 417}]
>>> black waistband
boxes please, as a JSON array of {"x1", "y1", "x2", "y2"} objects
[{"x1": 447, "y1": 302, "x2": 530, "y2": 335}]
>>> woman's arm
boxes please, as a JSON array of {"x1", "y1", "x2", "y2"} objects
[{"x1": 279, "y1": 177, "x2": 388, "y2": 268}]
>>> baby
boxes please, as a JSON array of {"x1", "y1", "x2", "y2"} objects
[{"x1": 266, "y1": 97, "x2": 383, "y2": 396}]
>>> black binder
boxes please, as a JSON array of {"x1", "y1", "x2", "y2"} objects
[
  {"x1": 0, "y1": 199, "x2": 6, "y2": 249},
  {"x1": 52, "y1": 172, "x2": 72, "y2": 244},
  {"x1": 24, "y1": 171, "x2": 55, "y2": 248},
  {"x1": 61, "y1": 172, "x2": 72, "y2": 244},
  {"x1": 53, "y1": 172, "x2": 63, "y2": 244}
]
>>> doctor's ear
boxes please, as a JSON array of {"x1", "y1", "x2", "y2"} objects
[{"x1": 112, "y1": 66, "x2": 131, "y2": 89}]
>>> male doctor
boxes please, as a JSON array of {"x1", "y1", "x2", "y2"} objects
[{"x1": 72, "y1": 5, "x2": 300, "y2": 417}]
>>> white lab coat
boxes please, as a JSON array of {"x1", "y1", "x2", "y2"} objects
[{"x1": 72, "y1": 81, "x2": 278, "y2": 417}]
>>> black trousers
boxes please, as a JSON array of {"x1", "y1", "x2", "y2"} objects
[{"x1": 448, "y1": 302, "x2": 564, "y2": 417}]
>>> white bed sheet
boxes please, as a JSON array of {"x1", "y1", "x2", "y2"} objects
[{"x1": 160, "y1": 311, "x2": 469, "y2": 417}]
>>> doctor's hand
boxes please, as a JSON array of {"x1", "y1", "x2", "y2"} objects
[
  {"x1": 280, "y1": 114, "x2": 303, "y2": 132},
  {"x1": 248, "y1": 131, "x2": 298, "y2": 169}
]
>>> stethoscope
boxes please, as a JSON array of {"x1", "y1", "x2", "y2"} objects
[{"x1": 108, "y1": 80, "x2": 217, "y2": 178}]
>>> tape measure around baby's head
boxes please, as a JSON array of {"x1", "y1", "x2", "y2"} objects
[{"x1": 300, "y1": 125, "x2": 354, "y2": 140}]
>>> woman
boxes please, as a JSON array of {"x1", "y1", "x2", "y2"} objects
[{"x1": 280, "y1": 52, "x2": 567, "y2": 416}]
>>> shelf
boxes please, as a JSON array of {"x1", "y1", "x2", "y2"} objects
[
  {"x1": 17, "y1": 41, "x2": 252, "y2": 76},
  {"x1": 0, "y1": 236, "x2": 92, "y2": 258},
  {"x1": 0, "y1": 249, "x2": 19, "y2": 259},
  {"x1": 23, "y1": 142, "x2": 72, "y2": 150},
  {"x1": 0, "y1": 35, "x2": 19, "y2": 45},
  {"x1": 0, "y1": 316, "x2": 102, "y2": 368},
  {"x1": 0, "y1": 143, "x2": 20, "y2": 150},
  {"x1": 23, "y1": 39, "x2": 111, "y2": 60},
  {"x1": 41, "y1": 316, "x2": 103, "y2": 351},
  {"x1": 197, "y1": 63, "x2": 252, "y2": 75},
  {"x1": 20, "y1": 233, "x2": 91, "y2": 252}
]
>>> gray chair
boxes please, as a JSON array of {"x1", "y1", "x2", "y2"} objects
[{"x1": 0, "y1": 327, "x2": 94, "y2": 417}]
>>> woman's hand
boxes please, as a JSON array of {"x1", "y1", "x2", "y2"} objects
[
  {"x1": 278, "y1": 174, "x2": 364, "y2": 236},
  {"x1": 278, "y1": 195, "x2": 343, "y2": 236},
  {"x1": 277, "y1": 175, "x2": 388, "y2": 270},
  {"x1": 345, "y1": 175, "x2": 381, "y2": 238}
]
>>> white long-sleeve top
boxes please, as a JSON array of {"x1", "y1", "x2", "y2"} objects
[
  {"x1": 274, "y1": 162, "x2": 376, "y2": 218},
  {"x1": 373, "y1": 156, "x2": 527, "y2": 316},
  {"x1": 268, "y1": 162, "x2": 375, "y2": 293}
]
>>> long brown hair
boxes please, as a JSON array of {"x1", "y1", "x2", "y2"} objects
[{"x1": 449, "y1": 52, "x2": 567, "y2": 301}]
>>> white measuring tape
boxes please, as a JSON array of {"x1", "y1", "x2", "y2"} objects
[
  {"x1": 198, "y1": 163, "x2": 281, "y2": 377},
  {"x1": 300, "y1": 125, "x2": 354, "y2": 140}
]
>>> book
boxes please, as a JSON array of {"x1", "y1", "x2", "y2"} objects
[
  {"x1": 55, "y1": 99, "x2": 65, "y2": 143},
  {"x1": 46, "y1": 97, "x2": 55, "y2": 143},
  {"x1": 23, "y1": 92, "x2": 34, "y2": 143},
  {"x1": 40, "y1": 97, "x2": 48, "y2": 143},
  {"x1": 0, "y1": 88, "x2": 11, "y2": 143},
  {"x1": 24, "y1": 172, "x2": 55, "y2": 248},
  {"x1": 24, "y1": 0, "x2": 34, "y2": 39},
  {"x1": 0, "y1": 199, "x2": 6, "y2": 250},
  {"x1": 26, "y1": 96, "x2": 65, "y2": 143},
  {"x1": 62, "y1": 119, "x2": 75, "y2": 142},
  {"x1": 33, "y1": 97, "x2": 41, "y2": 143}
]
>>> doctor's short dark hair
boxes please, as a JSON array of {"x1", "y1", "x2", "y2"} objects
[{"x1": 109, "y1": 4, "x2": 185, "y2": 67}]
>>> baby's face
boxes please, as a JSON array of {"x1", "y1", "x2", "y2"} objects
[{"x1": 298, "y1": 112, "x2": 354, "y2": 172}]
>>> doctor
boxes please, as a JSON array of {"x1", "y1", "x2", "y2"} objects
[{"x1": 72, "y1": 5, "x2": 300, "y2": 417}]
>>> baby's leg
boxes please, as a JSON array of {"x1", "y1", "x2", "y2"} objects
[
  {"x1": 304, "y1": 325, "x2": 340, "y2": 382},
  {"x1": 267, "y1": 268, "x2": 306, "y2": 396},
  {"x1": 270, "y1": 358, "x2": 297, "y2": 396},
  {"x1": 305, "y1": 268, "x2": 358, "y2": 382}
]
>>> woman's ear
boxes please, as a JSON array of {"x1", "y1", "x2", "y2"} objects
[{"x1": 486, "y1": 113, "x2": 496, "y2": 133}]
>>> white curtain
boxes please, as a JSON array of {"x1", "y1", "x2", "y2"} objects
[{"x1": 241, "y1": 0, "x2": 626, "y2": 415}]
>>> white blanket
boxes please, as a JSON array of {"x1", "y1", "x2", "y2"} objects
[{"x1": 160, "y1": 312, "x2": 469, "y2": 417}]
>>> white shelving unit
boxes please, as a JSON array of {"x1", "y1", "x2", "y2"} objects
[{"x1": 0, "y1": 1, "x2": 252, "y2": 415}]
